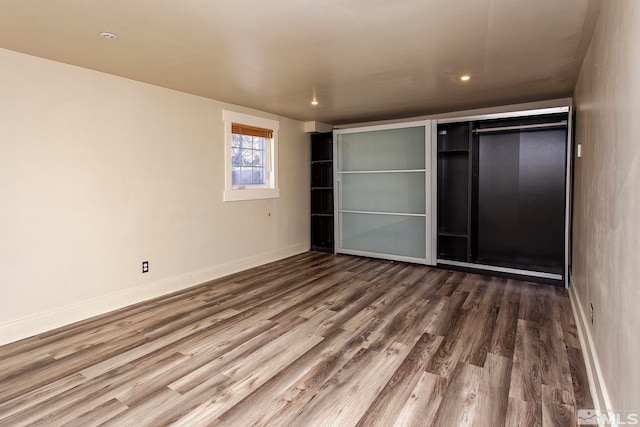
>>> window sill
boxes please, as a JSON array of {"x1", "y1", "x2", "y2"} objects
[{"x1": 223, "y1": 188, "x2": 280, "y2": 202}]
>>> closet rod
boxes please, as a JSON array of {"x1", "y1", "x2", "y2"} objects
[{"x1": 473, "y1": 121, "x2": 567, "y2": 134}]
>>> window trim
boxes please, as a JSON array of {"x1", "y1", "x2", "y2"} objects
[{"x1": 223, "y1": 110, "x2": 280, "y2": 202}]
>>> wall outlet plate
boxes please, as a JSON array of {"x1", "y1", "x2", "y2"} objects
[{"x1": 142, "y1": 261, "x2": 149, "y2": 273}]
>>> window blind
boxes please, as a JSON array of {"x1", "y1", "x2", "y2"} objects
[{"x1": 232, "y1": 123, "x2": 273, "y2": 139}]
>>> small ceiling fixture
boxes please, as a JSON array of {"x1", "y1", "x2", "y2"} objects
[
  {"x1": 311, "y1": 99, "x2": 319, "y2": 106},
  {"x1": 459, "y1": 75, "x2": 471, "y2": 81},
  {"x1": 99, "y1": 32, "x2": 118, "y2": 40}
]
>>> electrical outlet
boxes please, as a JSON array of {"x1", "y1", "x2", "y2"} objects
[
  {"x1": 142, "y1": 261, "x2": 149, "y2": 273},
  {"x1": 590, "y1": 303, "x2": 594, "y2": 325}
]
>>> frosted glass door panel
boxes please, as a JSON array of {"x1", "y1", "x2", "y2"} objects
[
  {"x1": 340, "y1": 127, "x2": 425, "y2": 171},
  {"x1": 341, "y1": 172, "x2": 425, "y2": 214},
  {"x1": 340, "y1": 212, "x2": 426, "y2": 259}
]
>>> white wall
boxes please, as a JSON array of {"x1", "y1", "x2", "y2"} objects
[
  {"x1": 572, "y1": 0, "x2": 640, "y2": 414},
  {"x1": 0, "y1": 48, "x2": 310, "y2": 345}
]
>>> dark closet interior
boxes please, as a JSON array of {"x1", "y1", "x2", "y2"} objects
[
  {"x1": 437, "y1": 112, "x2": 568, "y2": 283},
  {"x1": 310, "y1": 132, "x2": 334, "y2": 252}
]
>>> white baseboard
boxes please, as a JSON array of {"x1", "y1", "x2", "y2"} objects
[
  {"x1": 568, "y1": 277, "x2": 614, "y2": 414},
  {"x1": 0, "y1": 243, "x2": 308, "y2": 346}
]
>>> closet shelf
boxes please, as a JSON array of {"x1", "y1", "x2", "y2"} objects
[{"x1": 437, "y1": 230, "x2": 468, "y2": 238}]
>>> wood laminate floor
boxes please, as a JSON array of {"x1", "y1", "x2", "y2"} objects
[{"x1": 0, "y1": 253, "x2": 593, "y2": 426}]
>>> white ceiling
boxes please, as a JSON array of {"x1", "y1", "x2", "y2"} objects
[{"x1": 0, "y1": 0, "x2": 602, "y2": 125}]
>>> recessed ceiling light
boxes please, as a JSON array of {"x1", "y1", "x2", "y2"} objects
[
  {"x1": 99, "y1": 32, "x2": 118, "y2": 40},
  {"x1": 311, "y1": 99, "x2": 319, "y2": 106},
  {"x1": 460, "y1": 75, "x2": 471, "y2": 81}
]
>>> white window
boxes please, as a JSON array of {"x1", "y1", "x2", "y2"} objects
[{"x1": 223, "y1": 110, "x2": 280, "y2": 201}]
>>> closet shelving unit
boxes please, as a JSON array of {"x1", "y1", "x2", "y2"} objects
[
  {"x1": 436, "y1": 109, "x2": 570, "y2": 284},
  {"x1": 437, "y1": 122, "x2": 474, "y2": 262},
  {"x1": 310, "y1": 132, "x2": 334, "y2": 252}
]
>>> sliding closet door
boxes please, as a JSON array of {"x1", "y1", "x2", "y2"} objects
[
  {"x1": 476, "y1": 127, "x2": 567, "y2": 274},
  {"x1": 336, "y1": 123, "x2": 431, "y2": 264}
]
